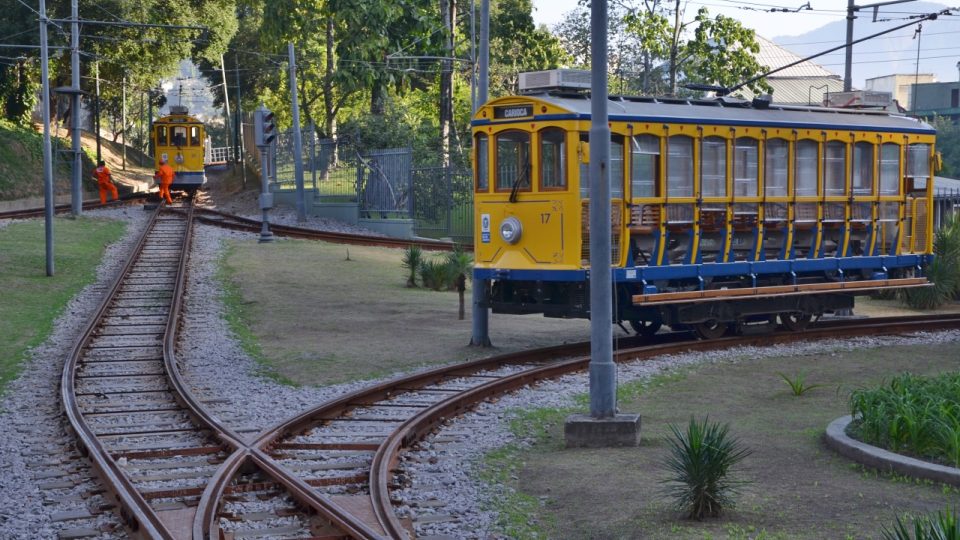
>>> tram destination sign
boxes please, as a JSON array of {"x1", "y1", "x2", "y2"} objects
[{"x1": 494, "y1": 104, "x2": 533, "y2": 119}]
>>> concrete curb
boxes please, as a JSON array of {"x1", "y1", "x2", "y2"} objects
[{"x1": 824, "y1": 415, "x2": 960, "y2": 486}]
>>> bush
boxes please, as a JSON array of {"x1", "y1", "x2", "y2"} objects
[
  {"x1": 882, "y1": 508, "x2": 960, "y2": 540},
  {"x1": 401, "y1": 244, "x2": 423, "y2": 288},
  {"x1": 661, "y1": 416, "x2": 752, "y2": 520},
  {"x1": 902, "y1": 219, "x2": 960, "y2": 309},
  {"x1": 403, "y1": 244, "x2": 473, "y2": 292},
  {"x1": 419, "y1": 258, "x2": 449, "y2": 291},
  {"x1": 850, "y1": 372, "x2": 960, "y2": 466}
]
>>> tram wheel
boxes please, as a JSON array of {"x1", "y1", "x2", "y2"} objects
[
  {"x1": 779, "y1": 312, "x2": 812, "y2": 332},
  {"x1": 694, "y1": 320, "x2": 727, "y2": 340},
  {"x1": 629, "y1": 319, "x2": 662, "y2": 337}
]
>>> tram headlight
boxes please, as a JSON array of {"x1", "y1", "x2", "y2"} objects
[{"x1": 499, "y1": 216, "x2": 522, "y2": 244}]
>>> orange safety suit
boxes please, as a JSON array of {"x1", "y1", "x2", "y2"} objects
[
  {"x1": 156, "y1": 163, "x2": 174, "y2": 204},
  {"x1": 92, "y1": 164, "x2": 118, "y2": 204}
]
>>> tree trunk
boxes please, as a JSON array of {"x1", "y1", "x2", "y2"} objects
[
  {"x1": 323, "y1": 15, "x2": 337, "y2": 140},
  {"x1": 669, "y1": 0, "x2": 681, "y2": 96},
  {"x1": 439, "y1": 0, "x2": 455, "y2": 167}
]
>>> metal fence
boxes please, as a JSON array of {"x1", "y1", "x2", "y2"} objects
[{"x1": 270, "y1": 127, "x2": 473, "y2": 241}]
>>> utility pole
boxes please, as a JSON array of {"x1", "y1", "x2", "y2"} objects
[
  {"x1": 470, "y1": 0, "x2": 491, "y2": 348},
  {"x1": 844, "y1": 0, "x2": 918, "y2": 92},
  {"x1": 40, "y1": 0, "x2": 55, "y2": 276},
  {"x1": 440, "y1": 0, "x2": 455, "y2": 167},
  {"x1": 220, "y1": 54, "x2": 232, "y2": 157},
  {"x1": 235, "y1": 51, "x2": 246, "y2": 187},
  {"x1": 95, "y1": 61, "x2": 101, "y2": 161},
  {"x1": 121, "y1": 77, "x2": 126, "y2": 170},
  {"x1": 70, "y1": 0, "x2": 82, "y2": 216},
  {"x1": 289, "y1": 43, "x2": 306, "y2": 222}
]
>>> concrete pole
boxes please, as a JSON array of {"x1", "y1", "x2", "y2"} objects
[
  {"x1": 121, "y1": 77, "x2": 126, "y2": 170},
  {"x1": 588, "y1": 0, "x2": 615, "y2": 418},
  {"x1": 470, "y1": 0, "x2": 476, "y2": 113},
  {"x1": 844, "y1": 0, "x2": 855, "y2": 92},
  {"x1": 289, "y1": 43, "x2": 306, "y2": 222},
  {"x1": 470, "y1": 0, "x2": 491, "y2": 347},
  {"x1": 70, "y1": 0, "x2": 82, "y2": 216},
  {"x1": 95, "y1": 62, "x2": 101, "y2": 162},
  {"x1": 220, "y1": 54, "x2": 232, "y2": 155},
  {"x1": 40, "y1": 0, "x2": 55, "y2": 276}
]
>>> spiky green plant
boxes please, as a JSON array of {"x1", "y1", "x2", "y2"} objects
[
  {"x1": 778, "y1": 371, "x2": 823, "y2": 397},
  {"x1": 661, "y1": 417, "x2": 752, "y2": 520},
  {"x1": 419, "y1": 258, "x2": 449, "y2": 291},
  {"x1": 401, "y1": 244, "x2": 423, "y2": 288},
  {"x1": 903, "y1": 219, "x2": 960, "y2": 309},
  {"x1": 881, "y1": 508, "x2": 960, "y2": 540},
  {"x1": 444, "y1": 243, "x2": 474, "y2": 291}
]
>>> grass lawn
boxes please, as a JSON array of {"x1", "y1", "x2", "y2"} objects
[
  {"x1": 0, "y1": 217, "x2": 125, "y2": 396},
  {"x1": 483, "y1": 340, "x2": 960, "y2": 539}
]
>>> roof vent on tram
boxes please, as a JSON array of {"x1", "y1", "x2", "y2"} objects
[
  {"x1": 169, "y1": 105, "x2": 189, "y2": 115},
  {"x1": 519, "y1": 69, "x2": 592, "y2": 93}
]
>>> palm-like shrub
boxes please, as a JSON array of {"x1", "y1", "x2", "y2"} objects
[
  {"x1": 401, "y1": 244, "x2": 423, "y2": 287},
  {"x1": 419, "y1": 258, "x2": 449, "y2": 291},
  {"x1": 662, "y1": 417, "x2": 752, "y2": 520},
  {"x1": 444, "y1": 244, "x2": 473, "y2": 290},
  {"x1": 882, "y1": 508, "x2": 960, "y2": 540},
  {"x1": 903, "y1": 219, "x2": 960, "y2": 309}
]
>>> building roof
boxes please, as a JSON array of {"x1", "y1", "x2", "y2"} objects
[{"x1": 736, "y1": 36, "x2": 845, "y2": 105}]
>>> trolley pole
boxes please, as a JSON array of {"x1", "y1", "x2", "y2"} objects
[
  {"x1": 470, "y1": 0, "x2": 492, "y2": 348},
  {"x1": 564, "y1": 0, "x2": 641, "y2": 448}
]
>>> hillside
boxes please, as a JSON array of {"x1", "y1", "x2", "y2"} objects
[{"x1": 0, "y1": 120, "x2": 155, "y2": 204}]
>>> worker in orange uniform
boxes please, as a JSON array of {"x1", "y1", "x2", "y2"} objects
[
  {"x1": 91, "y1": 160, "x2": 118, "y2": 204},
  {"x1": 155, "y1": 158, "x2": 174, "y2": 204}
]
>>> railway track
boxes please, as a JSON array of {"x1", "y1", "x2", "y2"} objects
[
  {"x1": 40, "y1": 198, "x2": 960, "y2": 538},
  {"x1": 0, "y1": 196, "x2": 146, "y2": 220}
]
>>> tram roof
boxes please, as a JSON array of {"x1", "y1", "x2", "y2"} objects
[{"x1": 479, "y1": 93, "x2": 935, "y2": 135}]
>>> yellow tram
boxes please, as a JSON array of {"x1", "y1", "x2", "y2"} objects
[
  {"x1": 151, "y1": 105, "x2": 207, "y2": 193},
  {"x1": 472, "y1": 72, "x2": 937, "y2": 338}
]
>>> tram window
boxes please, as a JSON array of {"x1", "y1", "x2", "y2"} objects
[
  {"x1": 824, "y1": 141, "x2": 846, "y2": 196},
  {"x1": 496, "y1": 131, "x2": 530, "y2": 191},
  {"x1": 795, "y1": 140, "x2": 818, "y2": 196},
  {"x1": 172, "y1": 126, "x2": 188, "y2": 147},
  {"x1": 701, "y1": 136, "x2": 726, "y2": 198},
  {"x1": 879, "y1": 143, "x2": 900, "y2": 195},
  {"x1": 156, "y1": 126, "x2": 168, "y2": 146},
  {"x1": 907, "y1": 143, "x2": 930, "y2": 179},
  {"x1": 540, "y1": 128, "x2": 566, "y2": 189},
  {"x1": 475, "y1": 133, "x2": 489, "y2": 191},
  {"x1": 667, "y1": 135, "x2": 693, "y2": 197},
  {"x1": 852, "y1": 142, "x2": 874, "y2": 195},
  {"x1": 733, "y1": 137, "x2": 758, "y2": 197},
  {"x1": 611, "y1": 135, "x2": 624, "y2": 199},
  {"x1": 580, "y1": 133, "x2": 589, "y2": 198},
  {"x1": 189, "y1": 126, "x2": 201, "y2": 146},
  {"x1": 765, "y1": 139, "x2": 788, "y2": 197},
  {"x1": 631, "y1": 134, "x2": 659, "y2": 198}
]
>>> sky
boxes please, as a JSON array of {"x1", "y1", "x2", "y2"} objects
[{"x1": 530, "y1": 0, "x2": 854, "y2": 38}]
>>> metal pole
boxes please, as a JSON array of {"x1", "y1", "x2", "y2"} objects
[
  {"x1": 235, "y1": 52, "x2": 246, "y2": 187},
  {"x1": 40, "y1": 0, "x2": 55, "y2": 276},
  {"x1": 309, "y1": 121, "x2": 317, "y2": 191},
  {"x1": 289, "y1": 43, "x2": 306, "y2": 222},
  {"x1": 844, "y1": 0, "x2": 855, "y2": 92},
  {"x1": 589, "y1": 0, "x2": 615, "y2": 418},
  {"x1": 70, "y1": 0, "x2": 82, "y2": 216},
  {"x1": 912, "y1": 23, "x2": 922, "y2": 112},
  {"x1": 470, "y1": 0, "x2": 491, "y2": 347},
  {"x1": 259, "y1": 146, "x2": 274, "y2": 243},
  {"x1": 220, "y1": 54, "x2": 232, "y2": 154},
  {"x1": 147, "y1": 90, "x2": 154, "y2": 159},
  {"x1": 121, "y1": 77, "x2": 126, "y2": 170},
  {"x1": 470, "y1": 0, "x2": 476, "y2": 113},
  {"x1": 95, "y1": 61, "x2": 101, "y2": 161}
]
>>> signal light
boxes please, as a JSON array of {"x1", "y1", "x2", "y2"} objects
[{"x1": 254, "y1": 105, "x2": 277, "y2": 148}]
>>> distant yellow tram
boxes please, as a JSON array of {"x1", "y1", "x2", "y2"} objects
[
  {"x1": 151, "y1": 105, "x2": 207, "y2": 193},
  {"x1": 472, "y1": 71, "x2": 937, "y2": 338}
]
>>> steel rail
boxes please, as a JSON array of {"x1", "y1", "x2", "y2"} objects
[
  {"x1": 0, "y1": 195, "x2": 146, "y2": 220},
  {"x1": 60, "y1": 204, "x2": 175, "y2": 539}
]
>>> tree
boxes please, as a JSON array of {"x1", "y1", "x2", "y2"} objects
[
  {"x1": 488, "y1": 0, "x2": 568, "y2": 96},
  {"x1": 681, "y1": 8, "x2": 772, "y2": 96}
]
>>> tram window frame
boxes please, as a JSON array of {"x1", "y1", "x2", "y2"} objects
[
  {"x1": 824, "y1": 140, "x2": 846, "y2": 196},
  {"x1": 189, "y1": 125, "x2": 201, "y2": 146},
  {"x1": 156, "y1": 126, "x2": 168, "y2": 146},
  {"x1": 733, "y1": 137, "x2": 759, "y2": 197},
  {"x1": 879, "y1": 142, "x2": 900, "y2": 195},
  {"x1": 795, "y1": 139, "x2": 818, "y2": 197},
  {"x1": 172, "y1": 126, "x2": 188, "y2": 147},
  {"x1": 495, "y1": 130, "x2": 531, "y2": 192},
  {"x1": 630, "y1": 134, "x2": 660, "y2": 198},
  {"x1": 765, "y1": 139, "x2": 789, "y2": 197},
  {"x1": 667, "y1": 135, "x2": 694, "y2": 198},
  {"x1": 611, "y1": 135, "x2": 625, "y2": 199},
  {"x1": 852, "y1": 141, "x2": 874, "y2": 195},
  {"x1": 539, "y1": 128, "x2": 567, "y2": 191},
  {"x1": 475, "y1": 133, "x2": 489, "y2": 192},
  {"x1": 906, "y1": 143, "x2": 930, "y2": 179},
  {"x1": 701, "y1": 136, "x2": 726, "y2": 198}
]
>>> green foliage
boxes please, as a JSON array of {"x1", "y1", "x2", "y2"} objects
[
  {"x1": 850, "y1": 372, "x2": 960, "y2": 466},
  {"x1": 902, "y1": 218, "x2": 960, "y2": 309},
  {"x1": 882, "y1": 508, "x2": 960, "y2": 540},
  {"x1": 662, "y1": 416, "x2": 752, "y2": 520},
  {"x1": 487, "y1": 0, "x2": 569, "y2": 96},
  {"x1": 930, "y1": 115, "x2": 960, "y2": 178},
  {"x1": 444, "y1": 243, "x2": 473, "y2": 283},
  {"x1": 418, "y1": 257, "x2": 448, "y2": 291},
  {"x1": 778, "y1": 371, "x2": 823, "y2": 397},
  {"x1": 401, "y1": 244, "x2": 423, "y2": 287},
  {"x1": 684, "y1": 8, "x2": 773, "y2": 95}
]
